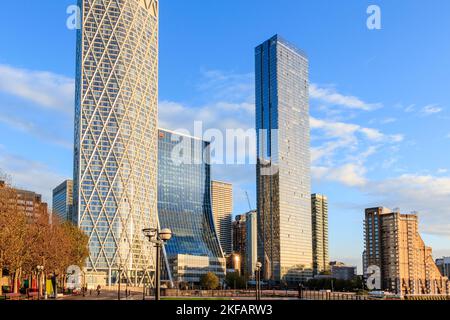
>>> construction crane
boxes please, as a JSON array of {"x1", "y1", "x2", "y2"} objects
[{"x1": 245, "y1": 191, "x2": 254, "y2": 212}]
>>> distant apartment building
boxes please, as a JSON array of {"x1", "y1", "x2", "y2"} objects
[
  {"x1": 436, "y1": 257, "x2": 450, "y2": 278},
  {"x1": 0, "y1": 180, "x2": 48, "y2": 220},
  {"x1": 52, "y1": 180, "x2": 73, "y2": 221},
  {"x1": 311, "y1": 194, "x2": 329, "y2": 275},
  {"x1": 364, "y1": 207, "x2": 449, "y2": 296},
  {"x1": 246, "y1": 210, "x2": 258, "y2": 279},
  {"x1": 211, "y1": 181, "x2": 233, "y2": 255},
  {"x1": 330, "y1": 262, "x2": 357, "y2": 281},
  {"x1": 232, "y1": 214, "x2": 247, "y2": 275}
]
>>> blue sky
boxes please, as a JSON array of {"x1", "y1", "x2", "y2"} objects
[{"x1": 1, "y1": 0, "x2": 450, "y2": 271}]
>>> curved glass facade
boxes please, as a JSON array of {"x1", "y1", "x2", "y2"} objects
[{"x1": 158, "y1": 129, "x2": 226, "y2": 283}]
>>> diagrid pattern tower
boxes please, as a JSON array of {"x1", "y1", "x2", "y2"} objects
[{"x1": 73, "y1": 0, "x2": 159, "y2": 286}]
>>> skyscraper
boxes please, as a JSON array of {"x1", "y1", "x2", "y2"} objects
[
  {"x1": 256, "y1": 35, "x2": 312, "y2": 283},
  {"x1": 73, "y1": 0, "x2": 159, "y2": 286},
  {"x1": 311, "y1": 194, "x2": 329, "y2": 275},
  {"x1": 364, "y1": 207, "x2": 449, "y2": 296},
  {"x1": 246, "y1": 210, "x2": 258, "y2": 279},
  {"x1": 52, "y1": 180, "x2": 73, "y2": 222},
  {"x1": 158, "y1": 129, "x2": 226, "y2": 284},
  {"x1": 211, "y1": 181, "x2": 233, "y2": 255},
  {"x1": 232, "y1": 214, "x2": 247, "y2": 275}
]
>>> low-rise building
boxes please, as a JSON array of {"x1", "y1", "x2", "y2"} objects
[
  {"x1": 330, "y1": 262, "x2": 357, "y2": 281},
  {"x1": 436, "y1": 257, "x2": 450, "y2": 278}
]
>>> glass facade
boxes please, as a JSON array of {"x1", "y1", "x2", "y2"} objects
[
  {"x1": 73, "y1": 0, "x2": 159, "y2": 286},
  {"x1": 158, "y1": 129, "x2": 226, "y2": 284},
  {"x1": 256, "y1": 35, "x2": 312, "y2": 283},
  {"x1": 52, "y1": 180, "x2": 73, "y2": 222}
]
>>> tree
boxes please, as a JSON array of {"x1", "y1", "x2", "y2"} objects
[
  {"x1": 225, "y1": 272, "x2": 246, "y2": 289},
  {"x1": 0, "y1": 185, "x2": 28, "y2": 294},
  {"x1": 61, "y1": 221, "x2": 89, "y2": 268},
  {"x1": 0, "y1": 177, "x2": 90, "y2": 296},
  {"x1": 200, "y1": 272, "x2": 220, "y2": 290}
]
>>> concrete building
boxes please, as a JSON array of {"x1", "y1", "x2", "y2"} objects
[
  {"x1": 158, "y1": 129, "x2": 226, "y2": 284},
  {"x1": 52, "y1": 180, "x2": 73, "y2": 221},
  {"x1": 246, "y1": 210, "x2": 258, "y2": 279},
  {"x1": 364, "y1": 207, "x2": 449, "y2": 296},
  {"x1": 436, "y1": 257, "x2": 450, "y2": 278},
  {"x1": 256, "y1": 35, "x2": 312, "y2": 283},
  {"x1": 211, "y1": 181, "x2": 233, "y2": 255},
  {"x1": 232, "y1": 214, "x2": 247, "y2": 276},
  {"x1": 330, "y1": 262, "x2": 357, "y2": 281},
  {"x1": 0, "y1": 180, "x2": 48, "y2": 220},
  {"x1": 73, "y1": 0, "x2": 160, "y2": 286},
  {"x1": 311, "y1": 194, "x2": 329, "y2": 275}
]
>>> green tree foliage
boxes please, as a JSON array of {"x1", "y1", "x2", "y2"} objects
[
  {"x1": 200, "y1": 272, "x2": 220, "y2": 290},
  {"x1": 225, "y1": 272, "x2": 246, "y2": 289}
]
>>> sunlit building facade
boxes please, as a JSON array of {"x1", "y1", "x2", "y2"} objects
[
  {"x1": 256, "y1": 35, "x2": 312, "y2": 283},
  {"x1": 311, "y1": 194, "x2": 329, "y2": 275},
  {"x1": 364, "y1": 207, "x2": 450, "y2": 296},
  {"x1": 211, "y1": 181, "x2": 233, "y2": 255},
  {"x1": 158, "y1": 129, "x2": 226, "y2": 284},
  {"x1": 73, "y1": 0, "x2": 159, "y2": 286}
]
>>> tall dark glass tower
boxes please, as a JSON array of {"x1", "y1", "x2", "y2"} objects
[
  {"x1": 158, "y1": 129, "x2": 226, "y2": 284},
  {"x1": 256, "y1": 35, "x2": 312, "y2": 283}
]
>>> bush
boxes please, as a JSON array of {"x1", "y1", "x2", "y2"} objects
[
  {"x1": 200, "y1": 272, "x2": 220, "y2": 290},
  {"x1": 225, "y1": 272, "x2": 246, "y2": 289}
]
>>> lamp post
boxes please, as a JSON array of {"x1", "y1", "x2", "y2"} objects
[
  {"x1": 36, "y1": 266, "x2": 44, "y2": 300},
  {"x1": 118, "y1": 265, "x2": 122, "y2": 301},
  {"x1": 255, "y1": 262, "x2": 262, "y2": 301},
  {"x1": 143, "y1": 228, "x2": 172, "y2": 301},
  {"x1": 142, "y1": 268, "x2": 147, "y2": 301}
]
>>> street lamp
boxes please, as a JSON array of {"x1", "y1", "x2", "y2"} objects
[
  {"x1": 142, "y1": 227, "x2": 172, "y2": 301},
  {"x1": 36, "y1": 266, "x2": 44, "y2": 300},
  {"x1": 255, "y1": 262, "x2": 262, "y2": 301},
  {"x1": 117, "y1": 264, "x2": 123, "y2": 301}
]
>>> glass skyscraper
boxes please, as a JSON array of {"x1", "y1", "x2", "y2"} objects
[
  {"x1": 52, "y1": 180, "x2": 73, "y2": 222},
  {"x1": 158, "y1": 129, "x2": 226, "y2": 284},
  {"x1": 256, "y1": 35, "x2": 312, "y2": 283},
  {"x1": 73, "y1": 0, "x2": 159, "y2": 286}
]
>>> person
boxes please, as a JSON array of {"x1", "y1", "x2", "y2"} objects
[{"x1": 96, "y1": 285, "x2": 101, "y2": 296}]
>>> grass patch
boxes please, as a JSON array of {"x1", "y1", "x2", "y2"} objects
[{"x1": 162, "y1": 297, "x2": 230, "y2": 301}]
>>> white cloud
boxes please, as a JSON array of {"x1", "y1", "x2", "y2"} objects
[
  {"x1": 0, "y1": 113, "x2": 72, "y2": 149},
  {"x1": 366, "y1": 174, "x2": 450, "y2": 237},
  {"x1": 422, "y1": 104, "x2": 443, "y2": 115},
  {"x1": 0, "y1": 148, "x2": 66, "y2": 203},
  {"x1": 313, "y1": 163, "x2": 368, "y2": 187},
  {"x1": 310, "y1": 117, "x2": 404, "y2": 164},
  {"x1": 309, "y1": 84, "x2": 382, "y2": 111},
  {"x1": 0, "y1": 64, "x2": 74, "y2": 114}
]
